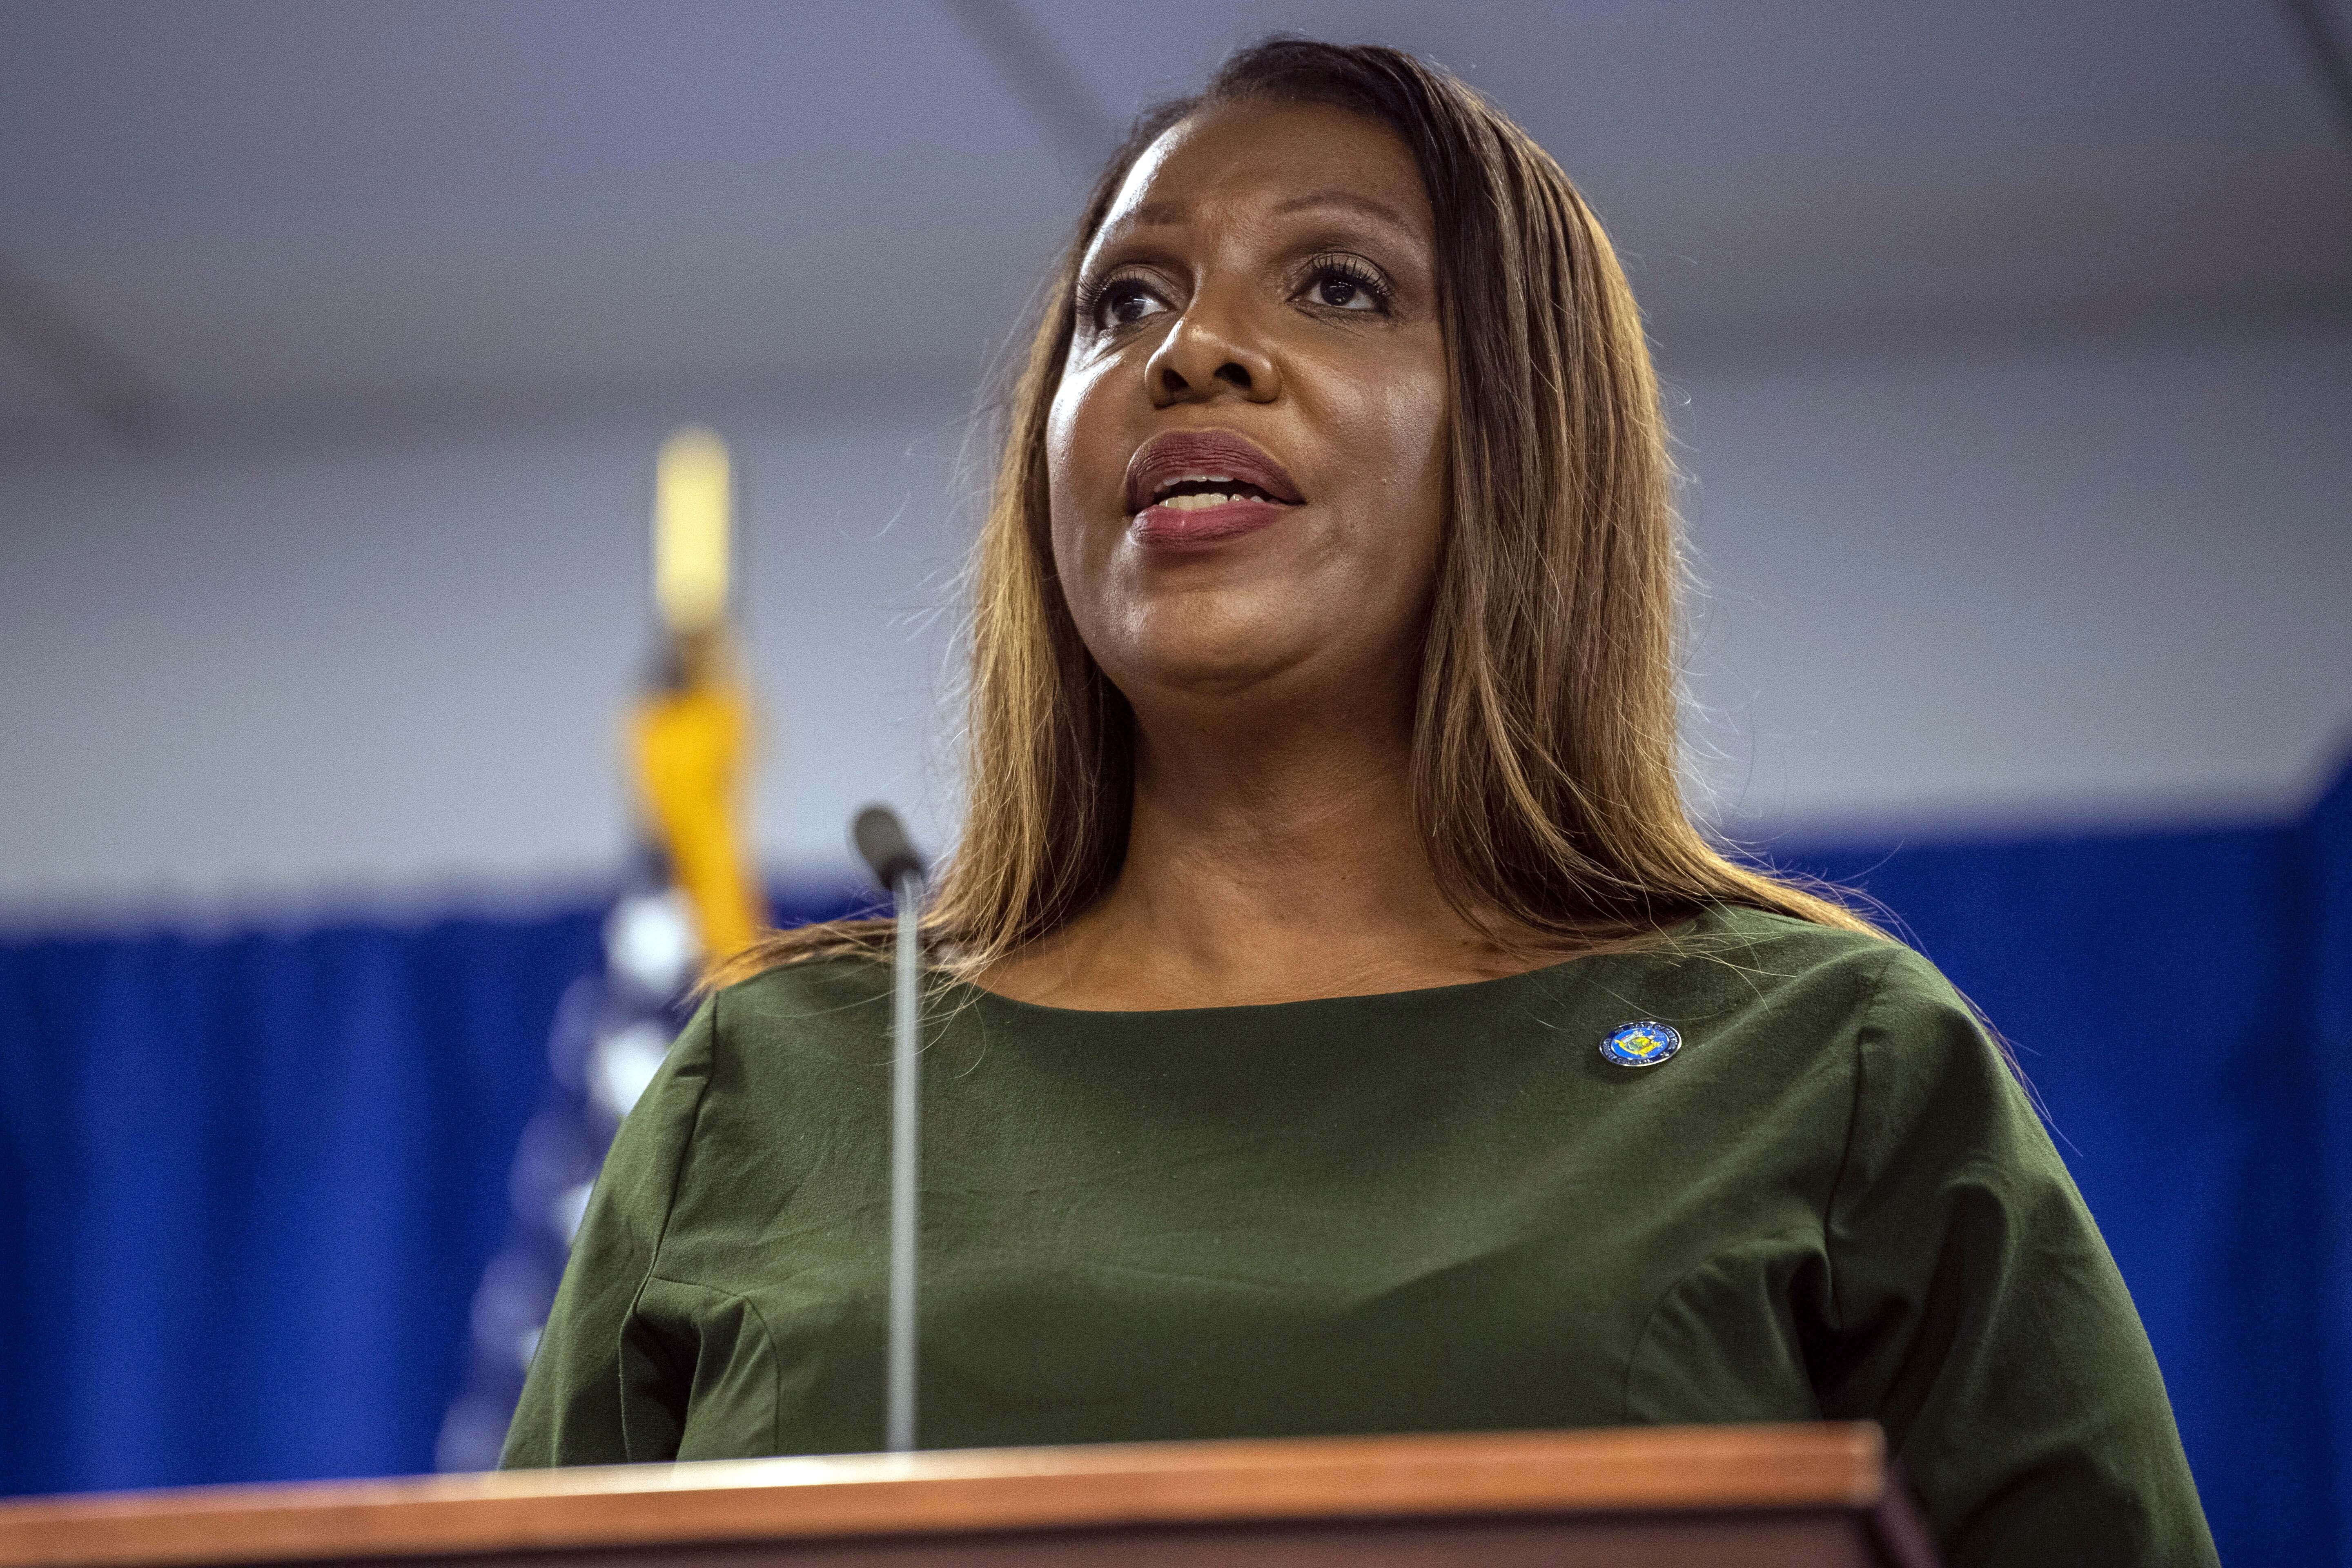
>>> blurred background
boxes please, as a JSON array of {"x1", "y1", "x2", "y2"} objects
[{"x1": 1, "y1": 0, "x2": 2348, "y2": 1561}]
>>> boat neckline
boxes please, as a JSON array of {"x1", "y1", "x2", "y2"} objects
[{"x1": 943, "y1": 913, "x2": 1714, "y2": 1022}]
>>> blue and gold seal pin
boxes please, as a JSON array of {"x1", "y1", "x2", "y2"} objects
[{"x1": 1599, "y1": 1020, "x2": 1682, "y2": 1068}]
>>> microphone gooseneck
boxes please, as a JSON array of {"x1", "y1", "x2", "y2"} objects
[{"x1": 852, "y1": 804, "x2": 926, "y2": 1454}]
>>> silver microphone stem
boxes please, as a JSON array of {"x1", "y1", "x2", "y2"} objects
[{"x1": 885, "y1": 870, "x2": 922, "y2": 1453}]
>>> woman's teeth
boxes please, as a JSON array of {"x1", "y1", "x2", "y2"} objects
[{"x1": 1151, "y1": 472, "x2": 1276, "y2": 511}]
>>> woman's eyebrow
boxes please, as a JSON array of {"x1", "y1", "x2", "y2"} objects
[
  {"x1": 1120, "y1": 200, "x2": 1190, "y2": 229},
  {"x1": 1269, "y1": 189, "x2": 1417, "y2": 229},
  {"x1": 1102, "y1": 188, "x2": 1418, "y2": 241}
]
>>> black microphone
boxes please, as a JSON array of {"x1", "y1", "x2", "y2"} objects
[
  {"x1": 853, "y1": 804, "x2": 925, "y2": 895},
  {"x1": 851, "y1": 804, "x2": 924, "y2": 1453}
]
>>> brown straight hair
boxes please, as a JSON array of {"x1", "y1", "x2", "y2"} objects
[{"x1": 716, "y1": 38, "x2": 1874, "y2": 985}]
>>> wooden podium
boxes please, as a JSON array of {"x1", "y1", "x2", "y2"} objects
[{"x1": 0, "y1": 1425, "x2": 1938, "y2": 1568}]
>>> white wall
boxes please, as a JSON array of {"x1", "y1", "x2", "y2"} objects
[
  {"x1": 2, "y1": 323, "x2": 2346, "y2": 921},
  {"x1": 1672, "y1": 324, "x2": 2352, "y2": 837},
  {"x1": 0, "y1": 395, "x2": 978, "y2": 921}
]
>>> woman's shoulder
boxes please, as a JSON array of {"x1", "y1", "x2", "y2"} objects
[
  {"x1": 1655, "y1": 902, "x2": 1909, "y2": 1002},
  {"x1": 1639, "y1": 904, "x2": 1986, "y2": 1071},
  {"x1": 714, "y1": 950, "x2": 893, "y2": 1009},
  {"x1": 701, "y1": 952, "x2": 896, "y2": 1055},
  {"x1": 1670, "y1": 904, "x2": 2020, "y2": 1110}
]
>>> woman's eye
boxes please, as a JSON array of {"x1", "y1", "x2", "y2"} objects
[
  {"x1": 1302, "y1": 263, "x2": 1389, "y2": 313},
  {"x1": 1094, "y1": 279, "x2": 1168, "y2": 329},
  {"x1": 1315, "y1": 274, "x2": 1367, "y2": 309}
]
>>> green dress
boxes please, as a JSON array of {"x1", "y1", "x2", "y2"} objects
[{"x1": 502, "y1": 906, "x2": 2216, "y2": 1567}]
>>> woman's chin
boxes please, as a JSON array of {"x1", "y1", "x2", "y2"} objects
[{"x1": 1105, "y1": 626, "x2": 1350, "y2": 713}]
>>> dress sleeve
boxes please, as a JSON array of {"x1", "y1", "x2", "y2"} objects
[
  {"x1": 1819, "y1": 947, "x2": 2218, "y2": 1566},
  {"x1": 499, "y1": 1000, "x2": 716, "y2": 1468}
]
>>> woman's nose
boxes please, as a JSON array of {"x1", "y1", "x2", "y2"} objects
[{"x1": 1144, "y1": 300, "x2": 1280, "y2": 407}]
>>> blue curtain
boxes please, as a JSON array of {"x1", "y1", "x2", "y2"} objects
[
  {"x1": 1789, "y1": 759, "x2": 2349, "y2": 1566},
  {"x1": 0, "y1": 911, "x2": 601, "y2": 1494},
  {"x1": 3, "y1": 769, "x2": 2347, "y2": 1565}
]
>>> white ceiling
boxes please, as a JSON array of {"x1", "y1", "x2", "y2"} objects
[{"x1": 2, "y1": 0, "x2": 2347, "y2": 458}]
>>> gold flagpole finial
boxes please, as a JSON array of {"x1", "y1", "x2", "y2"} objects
[
  {"x1": 654, "y1": 426, "x2": 731, "y2": 636},
  {"x1": 634, "y1": 425, "x2": 769, "y2": 970}
]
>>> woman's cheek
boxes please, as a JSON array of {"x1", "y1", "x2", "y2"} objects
[
  {"x1": 1048, "y1": 361, "x2": 1126, "y2": 522},
  {"x1": 1043, "y1": 384, "x2": 1096, "y2": 573},
  {"x1": 1380, "y1": 359, "x2": 1450, "y2": 545}
]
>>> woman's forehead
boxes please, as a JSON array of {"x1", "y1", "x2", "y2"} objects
[{"x1": 1091, "y1": 100, "x2": 1429, "y2": 252}]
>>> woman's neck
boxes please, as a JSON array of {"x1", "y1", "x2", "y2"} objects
[{"x1": 977, "y1": 699, "x2": 1595, "y2": 1011}]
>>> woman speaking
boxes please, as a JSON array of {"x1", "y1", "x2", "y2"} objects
[{"x1": 503, "y1": 39, "x2": 2216, "y2": 1567}]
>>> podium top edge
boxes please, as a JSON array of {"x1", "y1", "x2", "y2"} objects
[{"x1": 0, "y1": 1423, "x2": 1888, "y2": 1568}]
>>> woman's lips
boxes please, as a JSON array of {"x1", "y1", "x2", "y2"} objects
[
  {"x1": 1122, "y1": 428, "x2": 1303, "y2": 548},
  {"x1": 1132, "y1": 494, "x2": 1292, "y2": 546}
]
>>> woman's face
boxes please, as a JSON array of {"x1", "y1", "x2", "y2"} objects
[{"x1": 1046, "y1": 100, "x2": 1448, "y2": 724}]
